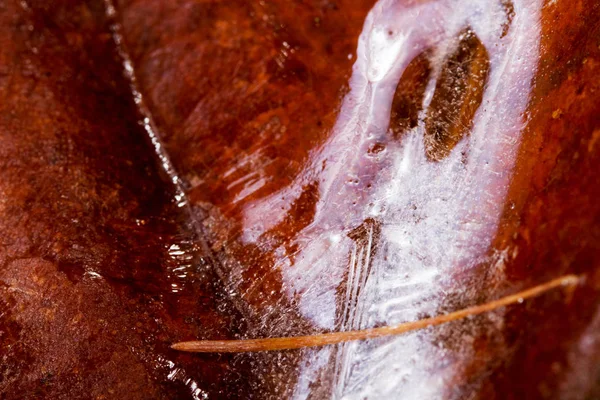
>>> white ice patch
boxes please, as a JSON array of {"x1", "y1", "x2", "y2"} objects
[{"x1": 241, "y1": 0, "x2": 543, "y2": 398}]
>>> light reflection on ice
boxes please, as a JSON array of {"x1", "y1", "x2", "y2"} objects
[{"x1": 239, "y1": 0, "x2": 543, "y2": 398}]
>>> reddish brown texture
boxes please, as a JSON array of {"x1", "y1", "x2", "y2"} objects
[
  {"x1": 116, "y1": 0, "x2": 374, "y2": 211},
  {"x1": 116, "y1": 0, "x2": 376, "y2": 331},
  {"x1": 423, "y1": 27, "x2": 490, "y2": 161},
  {"x1": 0, "y1": 0, "x2": 379, "y2": 398},
  {"x1": 389, "y1": 49, "x2": 432, "y2": 137},
  {"x1": 0, "y1": 0, "x2": 250, "y2": 398},
  {"x1": 116, "y1": 0, "x2": 600, "y2": 399},
  {"x1": 113, "y1": 2, "x2": 378, "y2": 396},
  {"x1": 436, "y1": 1, "x2": 600, "y2": 398},
  {"x1": 113, "y1": 2, "x2": 377, "y2": 396},
  {"x1": 481, "y1": 1, "x2": 600, "y2": 397},
  {"x1": 0, "y1": 0, "x2": 599, "y2": 399}
]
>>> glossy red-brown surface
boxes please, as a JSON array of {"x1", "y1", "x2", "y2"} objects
[
  {"x1": 0, "y1": 0, "x2": 251, "y2": 398},
  {"x1": 1, "y1": 0, "x2": 599, "y2": 399},
  {"x1": 115, "y1": 0, "x2": 600, "y2": 398},
  {"x1": 115, "y1": 2, "x2": 377, "y2": 396},
  {"x1": 482, "y1": 1, "x2": 600, "y2": 397},
  {"x1": 115, "y1": 0, "x2": 375, "y2": 327}
]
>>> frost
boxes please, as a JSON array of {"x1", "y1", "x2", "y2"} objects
[{"x1": 240, "y1": 0, "x2": 543, "y2": 398}]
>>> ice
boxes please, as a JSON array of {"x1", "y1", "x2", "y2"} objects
[{"x1": 235, "y1": 0, "x2": 543, "y2": 398}]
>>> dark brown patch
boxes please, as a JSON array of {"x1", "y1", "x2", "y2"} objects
[
  {"x1": 389, "y1": 50, "x2": 432, "y2": 137},
  {"x1": 424, "y1": 28, "x2": 490, "y2": 161},
  {"x1": 501, "y1": 0, "x2": 515, "y2": 38}
]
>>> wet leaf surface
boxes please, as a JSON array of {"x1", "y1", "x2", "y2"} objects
[{"x1": 1, "y1": 0, "x2": 600, "y2": 399}]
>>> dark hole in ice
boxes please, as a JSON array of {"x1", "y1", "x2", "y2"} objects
[
  {"x1": 389, "y1": 49, "x2": 432, "y2": 138},
  {"x1": 424, "y1": 27, "x2": 490, "y2": 161},
  {"x1": 501, "y1": 0, "x2": 515, "y2": 38},
  {"x1": 368, "y1": 142, "x2": 386, "y2": 154}
]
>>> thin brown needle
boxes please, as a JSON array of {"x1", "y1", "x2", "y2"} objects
[{"x1": 172, "y1": 274, "x2": 579, "y2": 353}]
